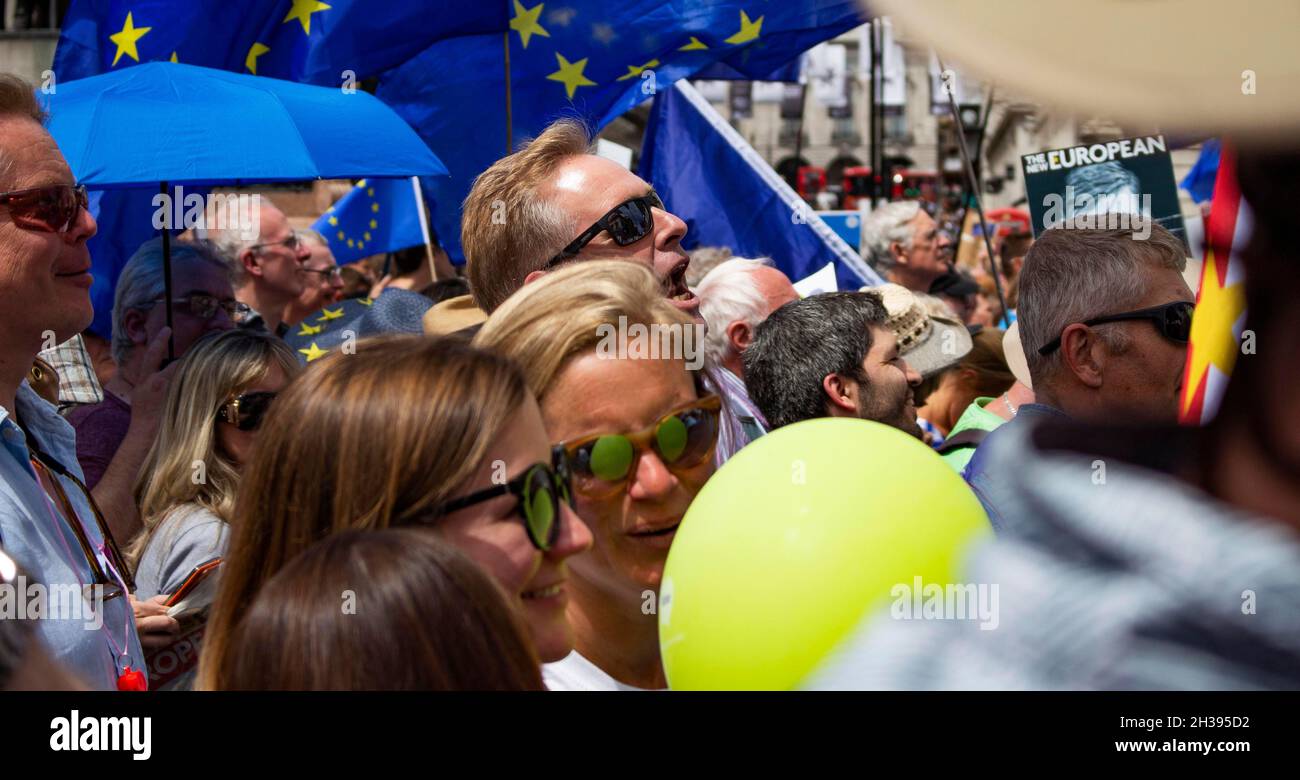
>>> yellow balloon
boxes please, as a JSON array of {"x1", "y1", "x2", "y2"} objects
[{"x1": 659, "y1": 417, "x2": 989, "y2": 690}]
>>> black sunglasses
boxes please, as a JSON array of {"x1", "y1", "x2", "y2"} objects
[
  {"x1": 216, "y1": 391, "x2": 278, "y2": 431},
  {"x1": 425, "y1": 460, "x2": 570, "y2": 551},
  {"x1": 545, "y1": 193, "x2": 663, "y2": 268},
  {"x1": 1038, "y1": 300, "x2": 1195, "y2": 356}
]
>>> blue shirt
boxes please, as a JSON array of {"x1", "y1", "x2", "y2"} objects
[
  {"x1": 0, "y1": 381, "x2": 145, "y2": 689},
  {"x1": 963, "y1": 402, "x2": 1068, "y2": 532}
]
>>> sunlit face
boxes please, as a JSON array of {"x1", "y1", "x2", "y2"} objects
[
  {"x1": 294, "y1": 243, "x2": 342, "y2": 312},
  {"x1": 0, "y1": 117, "x2": 97, "y2": 349},
  {"x1": 541, "y1": 352, "x2": 714, "y2": 607},
  {"x1": 435, "y1": 396, "x2": 593, "y2": 663},
  {"x1": 848, "y1": 325, "x2": 924, "y2": 438},
  {"x1": 902, "y1": 210, "x2": 950, "y2": 281},
  {"x1": 544, "y1": 155, "x2": 696, "y2": 312},
  {"x1": 246, "y1": 204, "x2": 308, "y2": 300}
]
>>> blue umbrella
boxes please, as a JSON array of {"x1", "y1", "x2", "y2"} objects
[
  {"x1": 42, "y1": 61, "x2": 447, "y2": 186},
  {"x1": 40, "y1": 61, "x2": 446, "y2": 356}
]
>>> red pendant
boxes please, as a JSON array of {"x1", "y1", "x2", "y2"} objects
[{"x1": 116, "y1": 665, "x2": 147, "y2": 691}]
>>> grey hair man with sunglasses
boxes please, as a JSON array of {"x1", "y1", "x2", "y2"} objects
[
  {"x1": 208, "y1": 196, "x2": 310, "y2": 336},
  {"x1": 0, "y1": 74, "x2": 151, "y2": 689},
  {"x1": 964, "y1": 222, "x2": 1193, "y2": 530}
]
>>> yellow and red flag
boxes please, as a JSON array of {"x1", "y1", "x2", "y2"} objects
[{"x1": 1179, "y1": 143, "x2": 1249, "y2": 425}]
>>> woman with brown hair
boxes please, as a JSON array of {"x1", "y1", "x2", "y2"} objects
[
  {"x1": 221, "y1": 529, "x2": 544, "y2": 690},
  {"x1": 197, "y1": 336, "x2": 592, "y2": 690}
]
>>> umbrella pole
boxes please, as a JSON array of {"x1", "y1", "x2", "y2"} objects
[{"x1": 160, "y1": 181, "x2": 176, "y2": 361}]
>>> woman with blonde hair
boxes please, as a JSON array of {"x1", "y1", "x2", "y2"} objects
[
  {"x1": 130, "y1": 328, "x2": 299, "y2": 689},
  {"x1": 198, "y1": 336, "x2": 592, "y2": 690},
  {"x1": 131, "y1": 329, "x2": 299, "y2": 587},
  {"x1": 474, "y1": 261, "x2": 721, "y2": 690}
]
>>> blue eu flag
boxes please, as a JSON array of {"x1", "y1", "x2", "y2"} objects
[
  {"x1": 310, "y1": 177, "x2": 427, "y2": 264},
  {"x1": 376, "y1": 1, "x2": 867, "y2": 260},
  {"x1": 54, "y1": 0, "x2": 866, "y2": 316}
]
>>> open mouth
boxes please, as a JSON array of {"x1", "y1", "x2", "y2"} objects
[
  {"x1": 665, "y1": 260, "x2": 696, "y2": 307},
  {"x1": 629, "y1": 521, "x2": 680, "y2": 539},
  {"x1": 521, "y1": 582, "x2": 565, "y2": 601}
]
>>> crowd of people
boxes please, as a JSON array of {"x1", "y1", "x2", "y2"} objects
[{"x1": 2, "y1": 70, "x2": 1298, "y2": 692}]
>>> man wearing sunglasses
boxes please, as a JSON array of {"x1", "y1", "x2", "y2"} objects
[
  {"x1": 0, "y1": 74, "x2": 148, "y2": 689},
  {"x1": 66, "y1": 238, "x2": 237, "y2": 545},
  {"x1": 964, "y1": 222, "x2": 1194, "y2": 530},
  {"x1": 463, "y1": 119, "x2": 771, "y2": 466},
  {"x1": 208, "y1": 197, "x2": 310, "y2": 336},
  {"x1": 463, "y1": 118, "x2": 695, "y2": 316}
]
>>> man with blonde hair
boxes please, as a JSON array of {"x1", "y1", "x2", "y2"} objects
[
  {"x1": 462, "y1": 118, "x2": 694, "y2": 314},
  {"x1": 465, "y1": 118, "x2": 767, "y2": 463}
]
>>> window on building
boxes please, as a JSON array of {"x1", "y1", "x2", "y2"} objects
[{"x1": 3, "y1": 0, "x2": 68, "y2": 31}]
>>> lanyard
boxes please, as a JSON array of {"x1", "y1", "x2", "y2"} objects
[{"x1": 9, "y1": 416, "x2": 143, "y2": 688}]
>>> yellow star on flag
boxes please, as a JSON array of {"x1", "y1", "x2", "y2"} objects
[
  {"x1": 547, "y1": 53, "x2": 597, "y2": 99},
  {"x1": 617, "y1": 60, "x2": 661, "y2": 81},
  {"x1": 327, "y1": 216, "x2": 338, "y2": 226},
  {"x1": 245, "y1": 42, "x2": 270, "y2": 75},
  {"x1": 298, "y1": 342, "x2": 328, "y2": 362},
  {"x1": 317, "y1": 307, "x2": 345, "y2": 322},
  {"x1": 359, "y1": 297, "x2": 374, "y2": 307},
  {"x1": 1181, "y1": 251, "x2": 1247, "y2": 417},
  {"x1": 369, "y1": 219, "x2": 377, "y2": 229},
  {"x1": 510, "y1": 1, "x2": 550, "y2": 49},
  {"x1": 297, "y1": 323, "x2": 323, "y2": 336},
  {"x1": 724, "y1": 11, "x2": 764, "y2": 45},
  {"x1": 371, "y1": 203, "x2": 379, "y2": 213},
  {"x1": 169, "y1": 52, "x2": 178, "y2": 63},
  {"x1": 109, "y1": 12, "x2": 152, "y2": 67},
  {"x1": 336, "y1": 230, "x2": 345, "y2": 240},
  {"x1": 678, "y1": 36, "x2": 708, "y2": 51},
  {"x1": 283, "y1": 0, "x2": 331, "y2": 35},
  {"x1": 346, "y1": 239, "x2": 356, "y2": 248}
]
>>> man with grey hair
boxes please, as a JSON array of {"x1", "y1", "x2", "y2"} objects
[
  {"x1": 66, "y1": 237, "x2": 237, "y2": 542},
  {"x1": 282, "y1": 229, "x2": 343, "y2": 327},
  {"x1": 860, "y1": 200, "x2": 952, "y2": 293},
  {"x1": 695, "y1": 257, "x2": 800, "y2": 441},
  {"x1": 208, "y1": 195, "x2": 309, "y2": 335},
  {"x1": 964, "y1": 222, "x2": 1193, "y2": 530}
]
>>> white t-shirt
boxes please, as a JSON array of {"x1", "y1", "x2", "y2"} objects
[{"x1": 543, "y1": 651, "x2": 663, "y2": 691}]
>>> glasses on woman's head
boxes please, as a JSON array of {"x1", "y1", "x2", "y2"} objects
[
  {"x1": 554, "y1": 395, "x2": 721, "y2": 500},
  {"x1": 0, "y1": 184, "x2": 89, "y2": 233},
  {"x1": 141, "y1": 293, "x2": 249, "y2": 321},
  {"x1": 423, "y1": 460, "x2": 570, "y2": 552},
  {"x1": 544, "y1": 192, "x2": 663, "y2": 269},
  {"x1": 216, "y1": 391, "x2": 278, "y2": 432}
]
